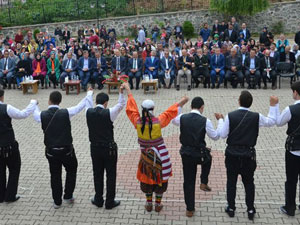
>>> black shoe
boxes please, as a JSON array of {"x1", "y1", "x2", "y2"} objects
[
  {"x1": 280, "y1": 205, "x2": 295, "y2": 216},
  {"x1": 8, "y1": 84, "x2": 11, "y2": 90},
  {"x1": 203, "y1": 84, "x2": 207, "y2": 88},
  {"x1": 225, "y1": 206, "x2": 235, "y2": 218},
  {"x1": 158, "y1": 83, "x2": 161, "y2": 89},
  {"x1": 247, "y1": 85, "x2": 251, "y2": 89},
  {"x1": 247, "y1": 208, "x2": 256, "y2": 221},
  {"x1": 98, "y1": 85, "x2": 103, "y2": 90},
  {"x1": 91, "y1": 198, "x2": 104, "y2": 208},
  {"x1": 217, "y1": 84, "x2": 220, "y2": 89},
  {"x1": 224, "y1": 84, "x2": 227, "y2": 89},
  {"x1": 195, "y1": 83, "x2": 199, "y2": 88},
  {"x1": 105, "y1": 200, "x2": 120, "y2": 210},
  {"x1": 136, "y1": 86, "x2": 139, "y2": 90},
  {"x1": 84, "y1": 86, "x2": 87, "y2": 92},
  {"x1": 187, "y1": 85, "x2": 191, "y2": 91},
  {"x1": 211, "y1": 84, "x2": 215, "y2": 89},
  {"x1": 5, "y1": 195, "x2": 20, "y2": 203},
  {"x1": 176, "y1": 85, "x2": 180, "y2": 91}
]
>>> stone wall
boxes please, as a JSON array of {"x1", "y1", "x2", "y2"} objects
[{"x1": 1, "y1": 1, "x2": 299, "y2": 38}]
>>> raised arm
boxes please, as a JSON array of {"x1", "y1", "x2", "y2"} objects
[
  {"x1": 159, "y1": 96, "x2": 188, "y2": 128},
  {"x1": 259, "y1": 96, "x2": 279, "y2": 127},
  {"x1": 7, "y1": 100, "x2": 38, "y2": 120},
  {"x1": 68, "y1": 90, "x2": 93, "y2": 118},
  {"x1": 126, "y1": 93, "x2": 140, "y2": 128},
  {"x1": 33, "y1": 104, "x2": 42, "y2": 123},
  {"x1": 109, "y1": 83, "x2": 127, "y2": 122}
]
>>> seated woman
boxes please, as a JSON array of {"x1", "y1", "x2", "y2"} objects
[
  {"x1": 46, "y1": 51, "x2": 61, "y2": 89},
  {"x1": 15, "y1": 53, "x2": 31, "y2": 89},
  {"x1": 32, "y1": 53, "x2": 47, "y2": 89}
]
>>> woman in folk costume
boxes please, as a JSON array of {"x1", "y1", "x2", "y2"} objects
[{"x1": 126, "y1": 93, "x2": 188, "y2": 212}]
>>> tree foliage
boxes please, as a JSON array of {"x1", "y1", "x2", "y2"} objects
[
  {"x1": 210, "y1": 0, "x2": 270, "y2": 16},
  {"x1": 183, "y1": 21, "x2": 195, "y2": 38}
]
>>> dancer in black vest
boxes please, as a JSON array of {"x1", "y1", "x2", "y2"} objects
[
  {"x1": 33, "y1": 89, "x2": 93, "y2": 209},
  {"x1": 276, "y1": 81, "x2": 300, "y2": 216},
  {"x1": 0, "y1": 89, "x2": 37, "y2": 203},
  {"x1": 86, "y1": 83, "x2": 130, "y2": 210},
  {"x1": 217, "y1": 91, "x2": 278, "y2": 220},
  {"x1": 172, "y1": 97, "x2": 220, "y2": 217}
]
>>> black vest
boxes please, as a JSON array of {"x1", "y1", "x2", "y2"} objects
[
  {"x1": 286, "y1": 104, "x2": 300, "y2": 151},
  {"x1": 226, "y1": 109, "x2": 259, "y2": 157},
  {"x1": 179, "y1": 112, "x2": 207, "y2": 157},
  {"x1": 0, "y1": 104, "x2": 15, "y2": 146},
  {"x1": 86, "y1": 107, "x2": 114, "y2": 144},
  {"x1": 41, "y1": 108, "x2": 72, "y2": 148}
]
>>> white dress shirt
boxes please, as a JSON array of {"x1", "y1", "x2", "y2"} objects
[
  {"x1": 33, "y1": 91, "x2": 93, "y2": 123},
  {"x1": 83, "y1": 58, "x2": 89, "y2": 70},
  {"x1": 85, "y1": 93, "x2": 125, "y2": 122},
  {"x1": 165, "y1": 57, "x2": 169, "y2": 70},
  {"x1": 276, "y1": 100, "x2": 300, "y2": 156},
  {"x1": 172, "y1": 109, "x2": 220, "y2": 140},
  {"x1": 0, "y1": 100, "x2": 37, "y2": 119},
  {"x1": 217, "y1": 106, "x2": 277, "y2": 139}
]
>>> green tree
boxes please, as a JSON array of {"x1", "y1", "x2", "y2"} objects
[
  {"x1": 210, "y1": 0, "x2": 269, "y2": 16},
  {"x1": 183, "y1": 21, "x2": 195, "y2": 38}
]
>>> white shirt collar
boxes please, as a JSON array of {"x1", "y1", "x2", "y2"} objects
[
  {"x1": 48, "y1": 105, "x2": 60, "y2": 109},
  {"x1": 96, "y1": 104, "x2": 105, "y2": 109},
  {"x1": 294, "y1": 100, "x2": 300, "y2": 105},
  {"x1": 191, "y1": 109, "x2": 202, "y2": 115},
  {"x1": 238, "y1": 107, "x2": 250, "y2": 111}
]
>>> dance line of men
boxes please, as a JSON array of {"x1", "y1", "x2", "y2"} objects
[{"x1": 0, "y1": 81, "x2": 300, "y2": 220}]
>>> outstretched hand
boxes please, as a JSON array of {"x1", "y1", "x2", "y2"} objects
[
  {"x1": 214, "y1": 113, "x2": 224, "y2": 120},
  {"x1": 178, "y1": 96, "x2": 189, "y2": 107},
  {"x1": 270, "y1": 96, "x2": 279, "y2": 106}
]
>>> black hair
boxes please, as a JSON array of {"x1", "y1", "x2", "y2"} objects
[
  {"x1": 291, "y1": 81, "x2": 300, "y2": 96},
  {"x1": 49, "y1": 91, "x2": 62, "y2": 105},
  {"x1": 141, "y1": 108, "x2": 153, "y2": 139},
  {"x1": 96, "y1": 93, "x2": 109, "y2": 105},
  {"x1": 0, "y1": 89, "x2": 4, "y2": 98},
  {"x1": 191, "y1": 97, "x2": 204, "y2": 109},
  {"x1": 239, "y1": 90, "x2": 253, "y2": 108}
]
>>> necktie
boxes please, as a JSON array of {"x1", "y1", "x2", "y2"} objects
[
  {"x1": 66, "y1": 59, "x2": 70, "y2": 69},
  {"x1": 117, "y1": 57, "x2": 120, "y2": 70},
  {"x1": 151, "y1": 57, "x2": 154, "y2": 63},
  {"x1": 216, "y1": 56, "x2": 218, "y2": 64},
  {"x1": 166, "y1": 58, "x2": 169, "y2": 69},
  {"x1": 267, "y1": 57, "x2": 270, "y2": 68},
  {"x1": 135, "y1": 59, "x2": 137, "y2": 69},
  {"x1": 4, "y1": 58, "x2": 8, "y2": 70}
]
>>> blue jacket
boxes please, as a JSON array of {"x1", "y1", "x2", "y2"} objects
[
  {"x1": 111, "y1": 56, "x2": 127, "y2": 73},
  {"x1": 159, "y1": 56, "x2": 175, "y2": 72},
  {"x1": 127, "y1": 58, "x2": 143, "y2": 73},
  {"x1": 145, "y1": 56, "x2": 159, "y2": 74},
  {"x1": 200, "y1": 28, "x2": 211, "y2": 42},
  {"x1": 62, "y1": 58, "x2": 77, "y2": 72},
  {"x1": 210, "y1": 54, "x2": 225, "y2": 71},
  {"x1": 0, "y1": 57, "x2": 15, "y2": 73},
  {"x1": 78, "y1": 57, "x2": 94, "y2": 72},
  {"x1": 93, "y1": 57, "x2": 108, "y2": 73}
]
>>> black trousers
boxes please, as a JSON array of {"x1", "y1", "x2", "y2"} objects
[
  {"x1": 0, "y1": 142, "x2": 21, "y2": 202},
  {"x1": 285, "y1": 151, "x2": 300, "y2": 213},
  {"x1": 46, "y1": 147, "x2": 78, "y2": 205},
  {"x1": 262, "y1": 70, "x2": 276, "y2": 87},
  {"x1": 181, "y1": 154, "x2": 212, "y2": 211},
  {"x1": 225, "y1": 155, "x2": 256, "y2": 211},
  {"x1": 193, "y1": 67, "x2": 210, "y2": 86},
  {"x1": 91, "y1": 144, "x2": 117, "y2": 207}
]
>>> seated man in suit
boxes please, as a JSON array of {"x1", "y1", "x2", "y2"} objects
[
  {"x1": 111, "y1": 49, "x2": 127, "y2": 75},
  {"x1": 193, "y1": 48, "x2": 210, "y2": 88},
  {"x1": 0, "y1": 50, "x2": 16, "y2": 89},
  {"x1": 60, "y1": 52, "x2": 77, "y2": 90},
  {"x1": 239, "y1": 23, "x2": 251, "y2": 42},
  {"x1": 223, "y1": 23, "x2": 238, "y2": 43},
  {"x1": 128, "y1": 51, "x2": 143, "y2": 90},
  {"x1": 92, "y1": 50, "x2": 107, "y2": 90},
  {"x1": 225, "y1": 48, "x2": 244, "y2": 88},
  {"x1": 270, "y1": 43, "x2": 280, "y2": 64},
  {"x1": 210, "y1": 48, "x2": 225, "y2": 89},
  {"x1": 245, "y1": 49, "x2": 261, "y2": 89},
  {"x1": 177, "y1": 49, "x2": 192, "y2": 91},
  {"x1": 260, "y1": 50, "x2": 276, "y2": 90},
  {"x1": 145, "y1": 50, "x2": 159, "y2": 79},
  {"x1": 159, "y1": 49, "x2": 175, "y2": 89},
  {"x1": 78, "y1": 50, "x2": 94, "y2": 91},
  {"x1": 280, "y1": 46, "x2": 296, "y2": 64}
]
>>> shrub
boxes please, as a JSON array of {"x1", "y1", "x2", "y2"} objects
[
  {"x1": 183, "y1": 21, "x2": 194, "y2": 38},
  {"x1": 271, "y1": 21, "x2": 284, "y2": 35},
  {"x1": 33, "y1": 29, "x2": 40, "y2": 42}
]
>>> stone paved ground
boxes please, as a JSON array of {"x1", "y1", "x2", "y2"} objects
[{"x1": 1, "y1": 79, "x2": 300, "y2": 225}]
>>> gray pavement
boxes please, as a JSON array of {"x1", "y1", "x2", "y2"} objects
[{"x1": 0, "y1": 79, "x2": 300, "y2": 225}]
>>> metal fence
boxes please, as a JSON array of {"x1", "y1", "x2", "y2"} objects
[{"x1": 0, "y1": 0, "x2": 295, "y2": 27}]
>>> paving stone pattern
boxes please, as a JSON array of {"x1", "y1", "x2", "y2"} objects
[{"x1": 0, "y1": 79, "x2": 300, "y2": 225}]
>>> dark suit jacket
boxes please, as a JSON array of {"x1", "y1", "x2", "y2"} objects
[
  {"x1": 78, "y1": 57, "x2": 94, "y2": 72},
  {"x1": 295, "y1": 31, "x2": 300, "y2": 46},
  {"x1": 178, "y1": 56, "x2": 192, "y2": 70},
  {"x1": 279, "y1": 52, "x2": 296, "y2": 63},
  {"x1": 225, "y1": 55, "x2": 242, "y2": 71},
  {"x1": 0, "y1": 57, "x2": 15, "y2": 73},
  {"x1": 111, "y1": 56, "x2": 127, "y2": 73},
  {"x1": 93, "y1": 57, "x2": 108, "y2": 73},
  {"x1": 62, "y1": 31, "x2": 70, "y2": 40},
  {"x1": 159, "y1": 56, "x2": 175, "y2": 72},
  {"x1": 210, "y1": 54, "x2": 225, "y2": 71},
  {"x1": 244, "y1": 56, "x2": 260, "y2": 71},
  {"x1": 223, "y1": 29, "x2": 238, "y2": 43},
  {"x1": 62, "y1": 58, "x2": 77, "y2": 72},
  {"x1": 260, "y1": 56, "x2": 276, "y2": 70},
  {"x1": 194, "y1": 55, "x2": 209, "y2": 68},
  {"x1": 128, "y1": 58, "x2": 143, "y2": 73},
  {"x1": 239, "y1": 29, "x2": 251, "y2": 41},
  {"x1": 145, "y1": 57, "x2": 159, "y2": 74}
]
